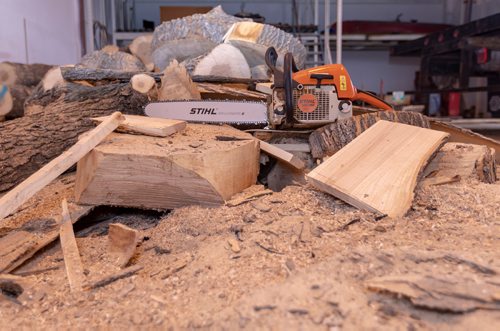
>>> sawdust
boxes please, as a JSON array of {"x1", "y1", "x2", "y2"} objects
[{"x1": 0, "y1": 172, "x2": 499, "y2": 330}]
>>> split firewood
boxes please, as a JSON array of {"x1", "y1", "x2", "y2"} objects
[
  {"x1": 0, "y1": 62, "x2": 53, "y2": 87},
  {"x1": 309, "y1": 111, "x2": 430, "y2": 159},
  {"x1": 0, "y1": 112, "x2": 125, "y2": 220},
  {"x1": 59, "y1": 199, "x2": 85, "y2": 292},
  {"x1": 108, "y1": 223, "x2": 140, "y2": 268},
  {"x1": 158, "y1": 60, "x2": 201, "y2": 100},
  {"x1": 74, "y1": 125, "x2": 259, "y2": 209},
  {"x1": 0, "y1": 83, "x2": 147, "y2": 193},
  {"x1": 182, "y1": 44, "x2": 251, "y2": 79},
  {"x1": 129, "y1": 34, "x2": 154, "y2": 71},
  {"x1": 79, "y1": 50, "x2": 146, "y2": 72}
]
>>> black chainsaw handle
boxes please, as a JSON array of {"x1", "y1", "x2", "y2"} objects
[{"x1": 283, "y1": 52, "x2": 299, "y2": 125}]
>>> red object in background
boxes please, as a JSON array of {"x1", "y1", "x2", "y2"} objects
[
  {"x1": 330, "y1": 20, "x2": 452, "y2": 34},
  {"x1": 448, "y1": 92, "x2": 461, "y2": 116}
]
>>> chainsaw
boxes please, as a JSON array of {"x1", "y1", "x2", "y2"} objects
[{"x1": 145, "y1": 47, "x2": 392, "y2": 129}]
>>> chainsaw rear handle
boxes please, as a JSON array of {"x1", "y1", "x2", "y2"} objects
[
  {"x1": 353, "y1": 90, "x2": 393, "y2": 111},
  {"x1": 283, "y1": 52, "x2": 298, "y2": 125}
]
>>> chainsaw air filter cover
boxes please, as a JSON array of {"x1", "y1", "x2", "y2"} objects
[{"x1": 293, "y1": 86, "x2": 352, "y2": 124}]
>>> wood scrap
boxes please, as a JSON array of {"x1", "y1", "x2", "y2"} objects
[
  {"x1": 92, "y1": 114, "x2": 186, "y2": 137},
  {"x1": 79, "y1": 50, "x2": 146, "y2": 72},
  {"x1": 309, "y1": 111, "x2": 430, "y2": 159},
  {"x1": 306, "y1": 120, "x2": 449, "y2": 218},
  {"x1": 0, "y1": 83, "x2": 146, "y2": 193},
  {"x1": 75, "y1": 125, "x2": 259, "y2": 209},
  {"x1": 183, "y1": 44, "x2": 251, "y2": 79},
  {"x1": 197, "y1": 82, "x2": 267, "y2": 101},
  {"x1": 226, "y1": 189, "x2": 273, "y2": 207},
  {"x1": 0, "y1": 204, "x2": 93, "y2": 273},
  {"x1": 366, "y1": 274, "x2": 500, "y2": 313},
  {"x1": 421, "y1": 174, "x2": 461, "y2": 187},
  {"x1": 129, "y1": 34, "x2": 154, "y2": 71},
  {"x1": 0, "y1": 112, "x2": 125, "y2": 220},
  {"x1": 86, "y1": 265, "x2": 143, "y2": 290},
  {"x1": 59, "y1": 199, "x2": 85, "y2": 292},
  {"x1": 159, "y1": 60, "x2": 201, "y2": 101},
  {"x1": 423, "y1": 142, "x2": 497, "y2": 183},
  {"x1": 130, "y1": 74, "x2": 156, "y2": 95},
  {"x1": 430, "y1": 119, "x2": 500, "y2": 163},
  {"x1": 259, "y1": 140, "x2": 305, "y2": 170},
  {"x1": 108, "y1": 223, "x2": 140, "y2": 268}
]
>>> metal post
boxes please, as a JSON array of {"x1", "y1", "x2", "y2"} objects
[
  {"x1": 324, "y1": 0, "x2": 332, "y2": 64},
  {"x1": 336, "y1": 0, "x2": 343, "y2": 64},
  {"x1": 83, "y1": 0, "x2": 94, "y2": 53},
  {"x1": 313, "y1": 0, "x2": 319, "y2": 65}
]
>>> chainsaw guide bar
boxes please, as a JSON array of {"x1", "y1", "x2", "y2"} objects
[{"x1": 145, "y1": 100, "x2": 268, "y2": 126}]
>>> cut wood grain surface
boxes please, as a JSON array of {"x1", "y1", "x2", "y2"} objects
[
  {"x1": 108, "y1": 223, "x2": 140, "y2": 268},
  {"x1": 59, "y1": 199, "x2": 85, "y2": 292},
  {"x1": 92, "y1": 114, "x2": 186, "y2": 137},
  {"x1": 0, "y1": 112, "x2": 124, "y2": 220},
  {"x1": 306, "y1": 120, "x2": 449, "y2": 217}
]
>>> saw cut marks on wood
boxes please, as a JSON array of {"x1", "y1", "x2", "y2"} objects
[{"x1": 145, "y1": 47, "x2": 393, "y2": 129}]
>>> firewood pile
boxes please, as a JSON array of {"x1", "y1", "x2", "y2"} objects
[{"x1": 0, "y1": 6, "x2": 499, "y2": 329}]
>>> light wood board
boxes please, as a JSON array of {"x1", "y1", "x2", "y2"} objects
[
  {"x1": 92, "y1": 114, "x2": 186, "y2": 137},
  {"x1": 259, "y1": 140, "x2": 305, "y2": 170},
  {"x1": 306, "y1": 120, "x2": 449, "y2": 217},
  {"x1": 0, "y1": 112, "x2": 124, "y2": 220},
  {"x1": 59, "y1": 199, "x2": 85, "y2": 291}
]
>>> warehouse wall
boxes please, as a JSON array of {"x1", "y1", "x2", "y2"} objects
[{"x1": 0, "y1": 0, "x2": 82, "y2": 65}]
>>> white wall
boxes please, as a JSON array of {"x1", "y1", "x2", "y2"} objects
[{"x1": 0, "y1": 0, "x2": 82, "y2": 65}]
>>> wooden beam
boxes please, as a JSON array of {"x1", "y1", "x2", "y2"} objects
[
  {"x1": 92, "y1": 114, "x2": 186, "y2": 137},
  {"x1": 258, "y1": 140, "x2": 305, "y2": 170},
  {"x1": 0, "y1": 112, "x2": 125, "y2": 220},
  {"x1": 59, "y1": 199, "x2": 85, "y2": 292},
  {"x1": 306, "y1": 121, "x2": 449, "y2": 218}
]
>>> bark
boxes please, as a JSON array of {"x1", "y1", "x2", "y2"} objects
[
  {"x1": 309, "y1": 111, "x2": 430, "y2": 159},
  {"x1": 0, "y1": 82, "x2": 147, "y2": 192},
  {"x1": 5, "y1": 84, "x2": 33, "y2": 119},
  {"x1": 0, "y1": 62, "x2": 53, "y2": 87},
  {"x1": 79, "y1": 50, "x2": 146, "y2": 72}
]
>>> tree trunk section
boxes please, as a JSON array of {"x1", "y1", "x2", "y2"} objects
[
  {"x1": 0, "y1": 62, "x2": 53, "y2": 87},
  {"x1": 309, "y1": 111, "x2": 430, "y2": 159},
  {"x1": 0, "y1": 82, "x2": 147, "y2": 192}
]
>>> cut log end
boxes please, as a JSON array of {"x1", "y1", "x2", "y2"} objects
[{"x1": 131, "y1": 74, "x2": 156, "y2": 94}]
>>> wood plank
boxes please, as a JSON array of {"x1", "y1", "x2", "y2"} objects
[
  {"x1": 306, "y1": 120, "x2": 449, "y2": 218},
  {"x1": 0, "y1": 112, "x2": 124, "y2": 220},
  {"x1": 0, "y1": 204, "x2": 93, "y2": 273},
  {"x1": 92, "y1": 114, "x2": 186, "y2": 137},
  {"x1": 108, "y1": 223, "x2": 139, "y2": 268},
  {"x1": 271, "y1": 143, "x2": 311, "y2": 153},
  {"x1": 429, "y1": 120, "x2": 500, "y2": 162},
  {"x1": 59, "y1": 199, "x2": 85, "y2": 292},
  {"x1": 259, "y1": 140, "x2": 305, "y2": 170}
]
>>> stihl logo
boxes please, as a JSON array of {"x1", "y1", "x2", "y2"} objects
[{"x1": 190, "y1": 108, "x2": 217, "y2": 115}]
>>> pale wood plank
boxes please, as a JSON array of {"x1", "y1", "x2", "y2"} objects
[
  {"x1": 259, "y1": 140, "x2": 305, "y2": 170},
  {"x1": 306, "y1": 120, "x2": 449, "y2": 218},
  {"x1": 92, "y1": 114, "x2": 186, "y2": 137},
  {"x1": 59, "y1": 199, "x2": 85, "y2": 292},
  {"x1": 0, "y1": 112, "x2": 125, "y2": 220}
]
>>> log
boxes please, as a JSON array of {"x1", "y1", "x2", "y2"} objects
[
  {"x1": 0, "y1": 112, "x2": 125, "y2": 220},
  {"x1": 224, "y1": 21, "x2": 307, "y2": 69},
  {"x1": 151, "y1": 6, "x2": 243, "y2": 70},
  {"x1": 182, "y1": 44, "x2": 251, "y2": 79},
  {"x1": 130, "y1": 73, "x2": 156, "y2": 94},
  {"x1": 0, "y1": 62, "x2": 52, "y2": 87},
  {"x1": 159, "y1": 60, "x2": 201, "y2": 101},
  {"x1": 0, "y1": 83, "x2": 146, "y2": 193},
  {"x1": 59, "y1": 199, "x2": 85, "y2": 292},
  {"x1": 309, "y1": 111, "x2": 430, "y2": 159},
  {"x1": 74, "y1": 125, "x2": 260, "y2": 209},
  {"x1": 108, "y1": 223, "x2": 140, "y2": 268},
  {"x1": 5, "y1": 84, "x2": 33, "y2": 119},
  {"x1": 129, "y1": 34, "x2": 154, "y2": 71},
  {"x1": 79, "y1": 50, "x2": 146, "y2": 72},
  {"x1": 306, "y1": 121, "x2": 449, "y2": 218},
  {"x1": 59, "y1": 66, "x2": 266, "y2": 84},
  {"x1": 423, "y1": 142, "x2": 497, "y2": 184},
  {"x1": 429, "y1": 119, "x2": 500, "y2": 163}
]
